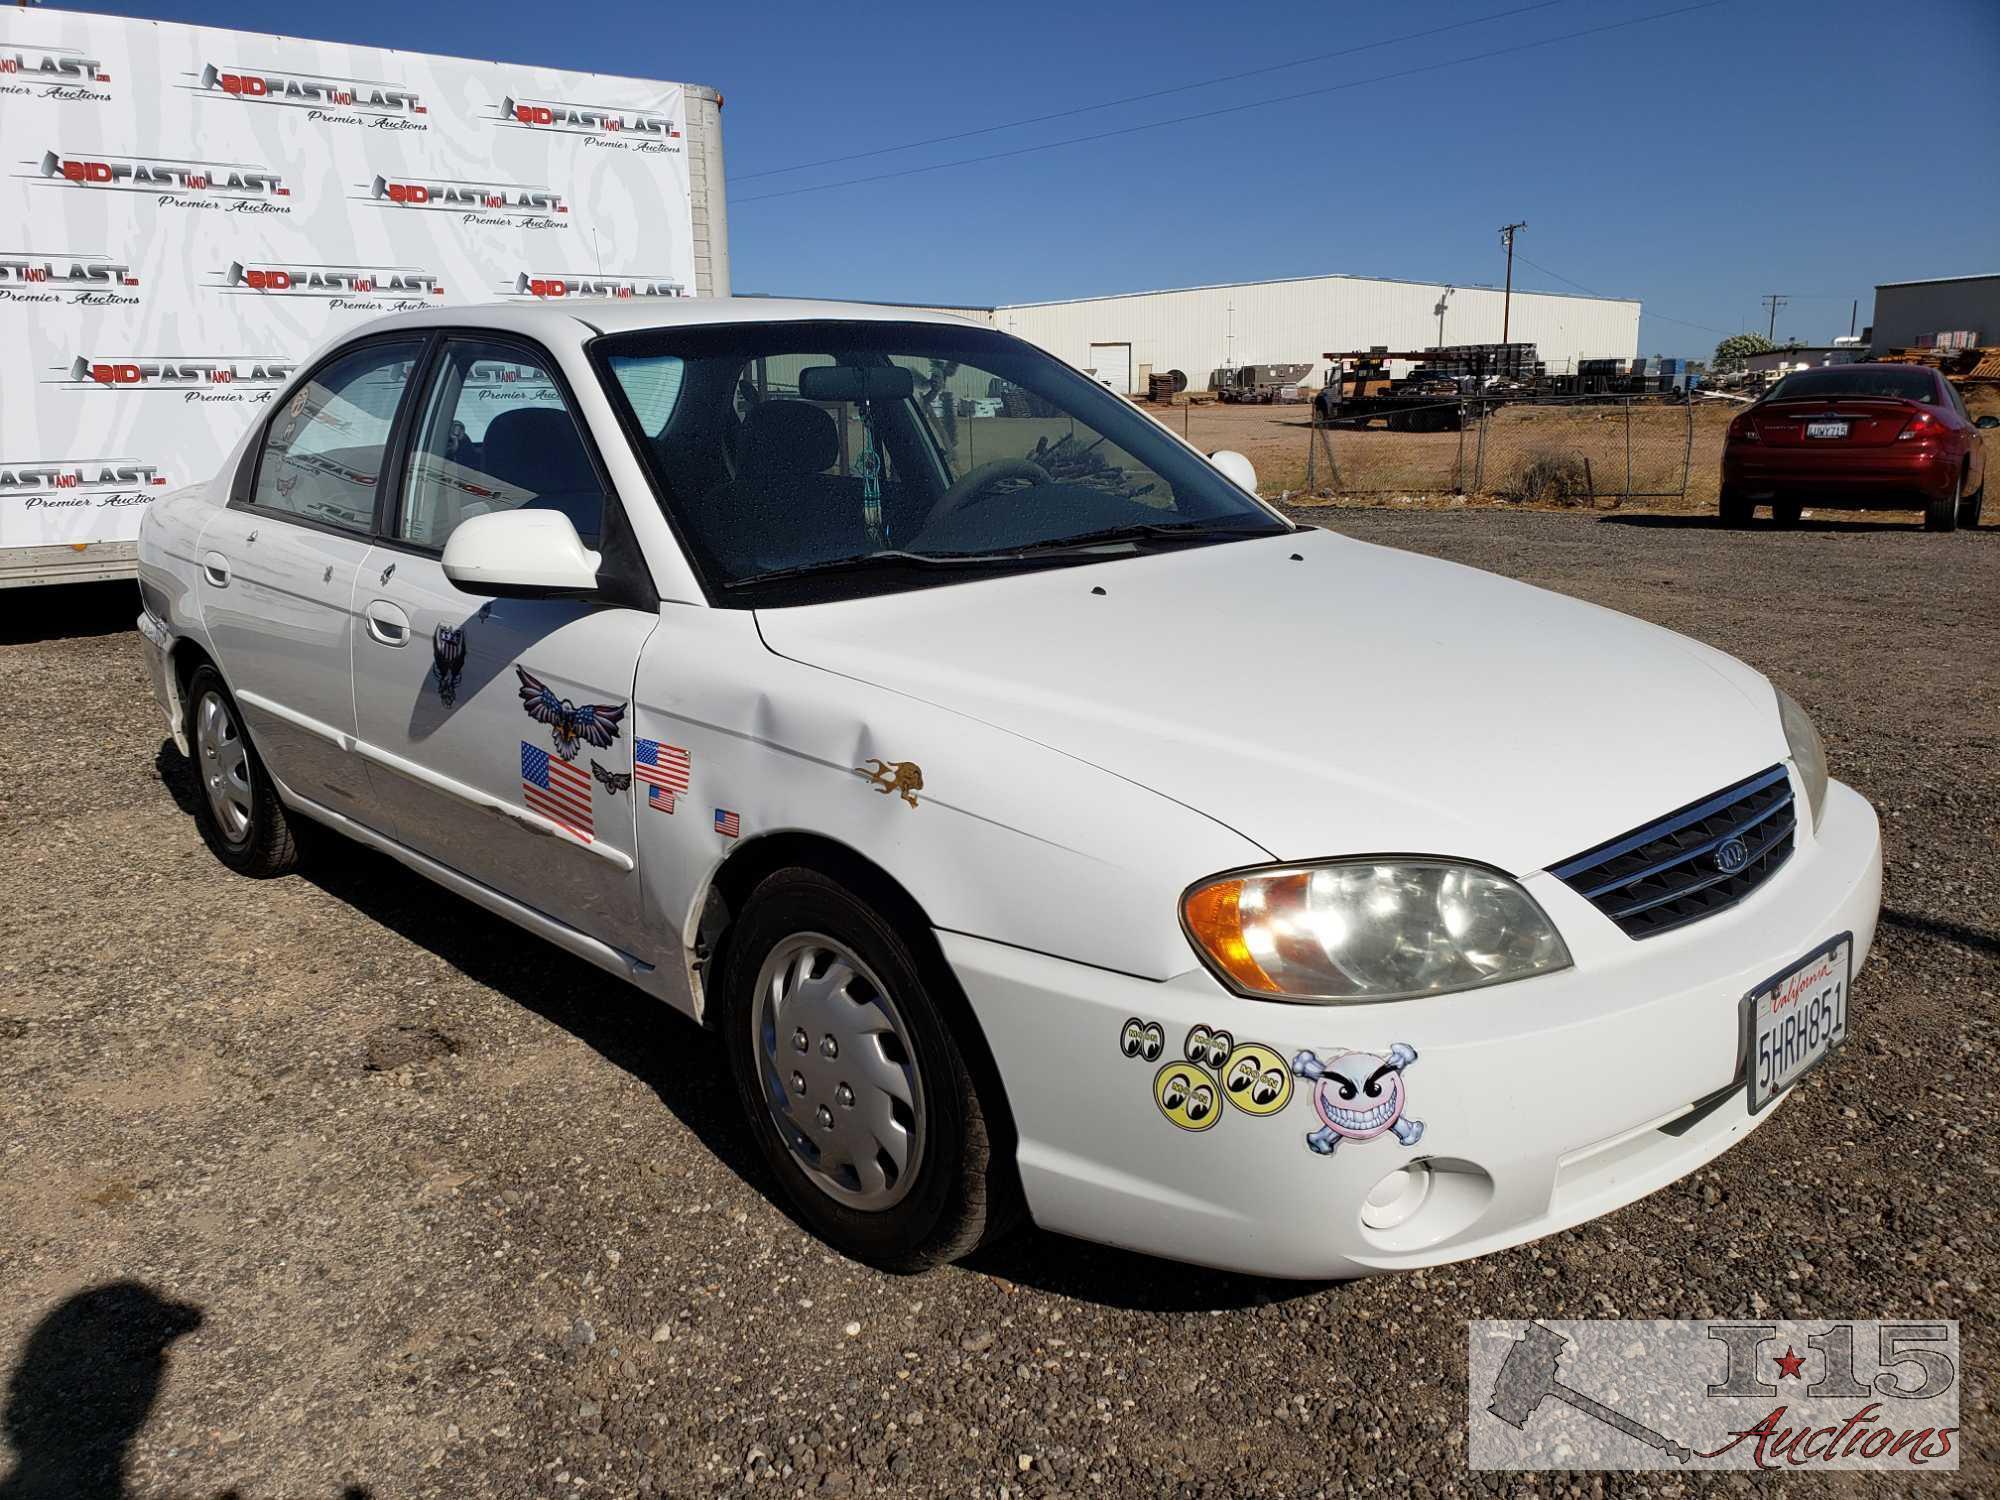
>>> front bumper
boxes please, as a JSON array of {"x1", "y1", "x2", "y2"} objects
[{"x1": 946, "y1": 777, "x2": 1881, "y2": 1278}]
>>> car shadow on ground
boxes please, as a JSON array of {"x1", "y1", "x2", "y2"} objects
[
  {"x1": 152, "y1": 739, "x2": 1332, "y2": 1314},
  {"x1": 1599, "y1": 513, "x2": 1989, "y2": 535},
  {"x1": 0, "y1": 581, "x2": 137, "y2": 646}
]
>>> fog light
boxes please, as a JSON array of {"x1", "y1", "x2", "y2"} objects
[{"x1": 1359, "y1": 1162, "x2": 1432, "y2": 1230}]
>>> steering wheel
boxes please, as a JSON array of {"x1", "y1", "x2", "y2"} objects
[{"x1": 922, "y1": 457, "x2": 1051, "y2": 532}]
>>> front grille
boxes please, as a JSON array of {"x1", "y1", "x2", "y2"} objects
[{"x1": 1550, "y1": 765, "x2": 1796, "y2": 939}]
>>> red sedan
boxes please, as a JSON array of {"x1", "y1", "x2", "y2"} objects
[{"x1": 1720, "y1": 363, "x2": 1993, "y2": 531}]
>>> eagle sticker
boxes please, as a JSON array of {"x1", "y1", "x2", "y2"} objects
[
  {"x1": 431, "y1": 624, "x2": 466, "y2": 706},
  {"x1": 590, "y1": 759, "x2": 632, "y2": 796},
  {"x1": 515, "y1": 665, "x2": 626, "y2": 762}
]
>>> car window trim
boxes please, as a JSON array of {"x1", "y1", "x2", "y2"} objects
[
  {"x1": 233, "y1": 331, "x2": 438, "y2": 540},
  {"x1": 371, "y1": 325, "x2": 659, "y2": 612}
]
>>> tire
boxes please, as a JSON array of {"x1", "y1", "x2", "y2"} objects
[
  {"x1": 721, "y1": 866, "x2": 1016, "y2": 1271},
  {"x1": 1773, "y1": 499, "x2": 1804, "y2": 527},
  {"x1": 1924, "y1": 471, "x2": 1960, "y2": 532},
  {"x1": 1957, "y1": 469, "x2": 1983, "y2": 529},
  {"x1": 1719, "y1": 488, "x2": 1754, "y2": 527},
  {"x1": 184, "y1": 664, "x2": 302, "y2": 877}
]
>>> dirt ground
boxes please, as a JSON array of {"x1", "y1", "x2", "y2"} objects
[{"x1": 1, "y1": 509, "x2": 1995, "y2": 1498}]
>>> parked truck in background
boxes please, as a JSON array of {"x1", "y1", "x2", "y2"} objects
[{"x1": 0, "y1": 9, "x2": 728, "y2": 588}]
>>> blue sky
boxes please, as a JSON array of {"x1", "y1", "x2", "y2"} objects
[{"x1": 47, "y1": 0, "x2": 2000, "y2": 358}]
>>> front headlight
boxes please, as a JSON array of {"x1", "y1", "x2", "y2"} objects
[
  {"x1": 1181, "y1": 860, "x2": 1571, "y2": 1003},
  {"x1": 1775, "y1": 686, "x2": 1828, "y2": 834}
]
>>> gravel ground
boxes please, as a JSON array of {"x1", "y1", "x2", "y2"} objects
[{"x1": 0, "y1": 508, "x2": 1993, "y2": 1498}]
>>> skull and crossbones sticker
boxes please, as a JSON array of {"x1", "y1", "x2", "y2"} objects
[{"x1": 1291, "y1": 1044, "x2": 1425, "y2": 1155}]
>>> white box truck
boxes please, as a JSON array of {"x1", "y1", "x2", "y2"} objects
[{"x1": 1, "y1": 8, "x2": 728, "y2": 588}]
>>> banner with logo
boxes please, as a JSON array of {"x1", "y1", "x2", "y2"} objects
[{"x1": 1, "y1": 9, "x2": 698, "y2": 549}]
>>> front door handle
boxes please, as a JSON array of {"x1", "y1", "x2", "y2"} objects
[
  {"x1": 364, "y1": 599, "x2": 411, "y2": 647},
  {"x1": 201, "y1": 551, "x2": 230, "y2": 588}
]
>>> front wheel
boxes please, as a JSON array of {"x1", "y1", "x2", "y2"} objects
[
  {"x1": 1719, "y1": 488, "x2": 1754, "y2": 527},
  {"x1": 1924, "y1": 471, "x2": 1960, "y2": 532},
  {"x1": 1773, "y1": 499, "x2": 1804, "y2": 527},
  {"x1": 184, "y1": 664, "x2": 302, "y2": 877},
  {"x1": 721, "y1": 867, "x2": 1016, "y2": 1271}
]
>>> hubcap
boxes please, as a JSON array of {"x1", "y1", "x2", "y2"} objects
[
  {"x1": 194, "y1": 690, "x2": 254, "y2": 845},
  {"x1": 750, "y1": 934, "x2": 923, "y2": 1210}
]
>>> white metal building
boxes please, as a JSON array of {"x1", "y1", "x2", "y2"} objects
[{"x1": 927, "y1": 273, "x2": 1640, "y2": 394}]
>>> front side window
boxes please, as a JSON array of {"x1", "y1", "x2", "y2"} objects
[
  {"x1": 398, "y1": 340, "x2": 604, "y2": 551},
  {"x1": 253, "y1": 340, "x2": 422, "y2": 531},
  {"x1": 595, "y1": 320, "x2": 1287, "y2": 604}
]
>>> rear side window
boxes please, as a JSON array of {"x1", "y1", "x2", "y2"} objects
[
  {"x1": 397, "y1": 339, "x2": 604, "y2": 550},
  {"x1": 253, "y1": 340, "x2": 423, "y2": 530}
]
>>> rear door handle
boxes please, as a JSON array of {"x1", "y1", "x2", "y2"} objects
[
  {"x1": 364, "y1": 599, "x2": 411, "y2": 647},
  {"x1": 201, "y1": 551, "x2": 230, "y2": 588}
]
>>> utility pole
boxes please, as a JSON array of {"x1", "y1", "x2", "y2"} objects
[
  {"x1": 1763, "y1": 293, "x2": 1788, "y2": 342},
  {"x1": 1498, "y1": 222, "x2": 1526, "y2": 343}
]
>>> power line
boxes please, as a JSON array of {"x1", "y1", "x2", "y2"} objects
[
  {"x1": 735, "y1": 0, "x2": 1726, "y2": 206},
  {"x1": 737, "y1": 0, "x2": 1572, "y2": 182},
  {"x1": 1511, "y1": 252, "x2": 1743, "y2": 339}
]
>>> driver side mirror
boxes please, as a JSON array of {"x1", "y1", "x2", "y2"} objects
[
  {"x1": 1977, "y1": 415, "x2": 1999, "y2": 430},
  {"x1": 442, "y1": 509, "x2": 602, "y2": 598},
  {"x1": 1207, "y1": 449, "x2": 1259, "y2": 496}
]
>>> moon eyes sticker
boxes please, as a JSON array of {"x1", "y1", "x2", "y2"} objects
[
  {"x1": 1121, "y1": 1020, "x2": 1295, "y2": 1132},
  {"x1": 1119, "y1": 1017, "x2": 1165, "y2": 1062},
  {"x1": 1120, "y1": 1020, "x2": 1415, "y2": 1148}
]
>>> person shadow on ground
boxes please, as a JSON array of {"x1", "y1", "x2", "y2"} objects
[{"x1": 0, "y1": 1282, "x2": 201, "y2": 1500}]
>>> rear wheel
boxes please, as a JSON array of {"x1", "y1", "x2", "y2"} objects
[
  {"x1": 722, "y1": 866, "x2": 1016, "y2": 1271},
  {"x1": 1719, "y1": 488, "x2": 1754, "y2": 527},
  {"x1": 1957, "y1": 467, "x2": 1983, "y2": 529},
  {"x1": 184, "y1": 664, "x2": 302, "y2": 877},
  {"x1": 1925, "y1": 471, "x2": 1960, "y2": 532}
]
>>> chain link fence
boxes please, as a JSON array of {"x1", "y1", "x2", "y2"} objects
[{"x1": 1300, "y1": 395, "x2": 1699, "y2": 502}]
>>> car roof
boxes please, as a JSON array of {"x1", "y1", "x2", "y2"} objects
[{"x1": 338, "y1": 296, "x2": 990, "y2": 345}]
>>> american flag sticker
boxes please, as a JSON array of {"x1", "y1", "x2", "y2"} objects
[
  {"x1": 635, "y1": 738, "x2": 690, "y2": 816},
  {"x1": 713, "y1": 807, "x2": 741, "y2": 839},
  {"x1": 521, "y1": 740, "x2": 593, "y2": 843}
]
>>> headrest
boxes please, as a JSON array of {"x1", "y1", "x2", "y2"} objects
[
  {"x1": 482, "y1": 408, "x2": 596, "y2": 496},
  {"x1": 738, "y1": 399, "x2": 838, "y2": 477}
]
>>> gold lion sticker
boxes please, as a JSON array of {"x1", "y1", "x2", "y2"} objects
[{"x1": 856, "y1": 758, "x2": 923, "y2": 808}]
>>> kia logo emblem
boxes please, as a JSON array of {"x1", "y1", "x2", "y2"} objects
[{"x1": 1714, "y1": 837, "x2": 1750, "y2": 874}]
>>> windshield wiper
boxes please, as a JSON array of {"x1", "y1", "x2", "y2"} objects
[
  {"x1": 719, "y1": 549, "x2": 1050, "y2": 591},
  {"x1": 719, "y1": 521, "x2": 1289, "y2": 592},
  {"x1": 1002, "y1": 519, "x2": 1290, "y2": 555}
]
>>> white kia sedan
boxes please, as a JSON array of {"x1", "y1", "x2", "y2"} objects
[{"x1": 136, "y1": 301, "x2": 1882, "y2": 1277}]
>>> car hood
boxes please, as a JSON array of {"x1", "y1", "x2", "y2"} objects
[{"x1": 753, "y1": 528, "x2": 1789, "y2": 874}]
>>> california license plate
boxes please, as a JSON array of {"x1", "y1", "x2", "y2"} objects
[
  {"x1": 1805, "y1": 420, "x2": 1849, "y2": 439},
  {"x1": 1743, "y1": 934, "x2": 1851, "y2": 1114}
]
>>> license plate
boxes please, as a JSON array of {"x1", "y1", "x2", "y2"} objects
[
  {"x1": 1742, "y1": 934, "x2": 1851, "y2": 1114},
  {"x1": 1805, "y1": 420, "x2": 1849, "y2": 439}
]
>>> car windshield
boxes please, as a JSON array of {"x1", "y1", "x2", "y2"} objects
[
  {"x1": 592, "y1": 319, "x2": 1288, "y2": 602},
  {"x1": 1766, "y1": 367, "x2": 1938, "y2": 404}
]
